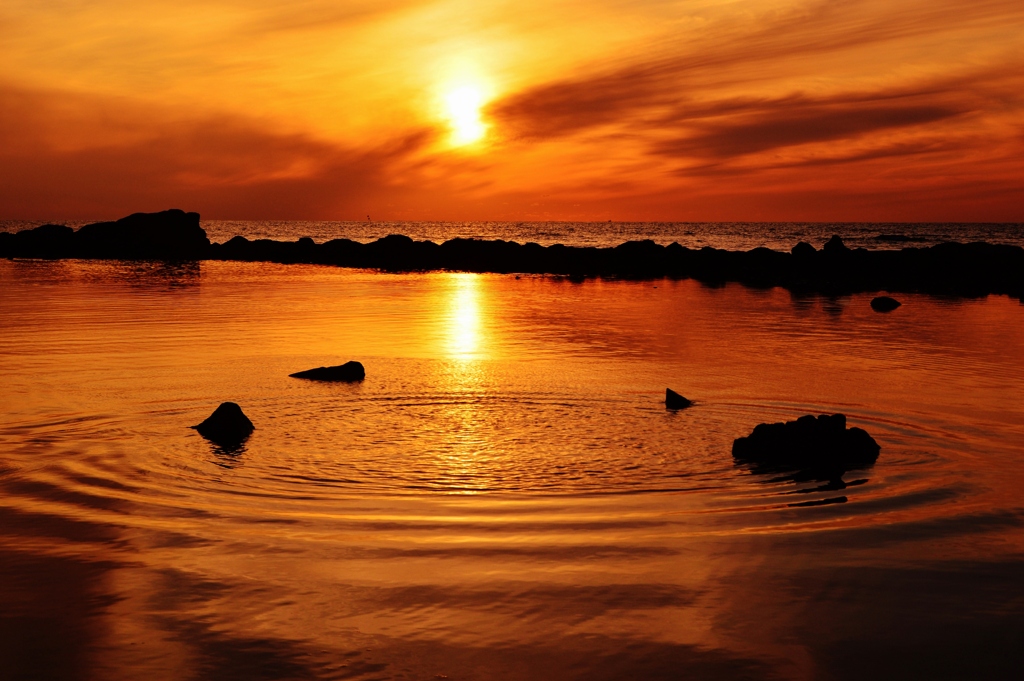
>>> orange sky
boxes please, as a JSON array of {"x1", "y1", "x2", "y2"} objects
[{"x1": 2, "y1": 0, "x2": 1022, "y2": 222}]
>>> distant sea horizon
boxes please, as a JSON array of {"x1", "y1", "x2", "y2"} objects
[{"x1": 2, "y1": 219, "x2": 1023, "y2": 252}]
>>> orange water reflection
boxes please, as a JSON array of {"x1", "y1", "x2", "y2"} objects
[{"x1": 1, "y1": 260, "x2": 1023, "y2": 680}]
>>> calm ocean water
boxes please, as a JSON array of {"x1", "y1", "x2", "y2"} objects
[
  {"x1": 1, "y1": 258, "x2": 1023, "y2": 679},
  {"x1": 3, "y1": 219, "x2": 1024, "y2": 250}
]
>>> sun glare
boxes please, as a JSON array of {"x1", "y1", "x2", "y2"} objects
[
  {"x1": 447, "y1": 273, "x2": 482, "y2": 358},
  {"x1": 443, "y1": 85, "x2": 487, "y2": 146}
]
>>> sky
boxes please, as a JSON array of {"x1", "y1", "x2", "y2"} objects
[{"x1": 1, "y1": 0, "x2": 1022, "y2": 222}]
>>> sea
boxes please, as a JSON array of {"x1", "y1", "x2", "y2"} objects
[{"x1": 1, "y1": 221, "x2": 1023, "y2": 680}]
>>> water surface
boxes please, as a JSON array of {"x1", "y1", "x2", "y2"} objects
[{"x1": 1, "y1": 259, "x2": 1022, "y2": 680}]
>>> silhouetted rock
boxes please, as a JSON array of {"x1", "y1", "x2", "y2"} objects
[
  {"x1": 75, "y1": 209, "x2": 208, "y2": 259},
  {"x1": 289, "y1": 361, "x2": 365, "y2": 382},
  {"x1": 665, "y1": 388, "x2": 692, "y2": 410},
  {"x1": 791, "y1": 241, "x2": 816, "y2": 258},
  {"x1": 192, "y1": 402, "x2": 254, "y2": 448},
  {"x1": 733, "y1": 413, "x2": 880, "y2": 480},
  {"x1": 823, "y1": 235, "x2": 849, "y2": 254},
  {"x1": 8, "y1": 224, "x2": 76, "y2": 258},
  {"x1": 871, "y1": 296, "x2": 902, "y2": 312},
  {"x1": 4, "y1": 210, "x2": 1024, "y2": 301}
]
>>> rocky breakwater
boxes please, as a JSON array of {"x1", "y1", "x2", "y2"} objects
[
  {"x1": 209, "y1": 232, "x2": 1024, "y2": 298},
  {"x1": 3, "y1": 210, "x2": 1022, "y2": 299}
]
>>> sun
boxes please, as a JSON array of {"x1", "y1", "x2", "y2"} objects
[{"x1": 443, "y1": 85, "x2": 487, "y2": 146}]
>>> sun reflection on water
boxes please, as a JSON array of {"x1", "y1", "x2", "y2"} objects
[
  {"x1": 439, "y1": 273, "x2": 491, "y2": 491},
  {"x1": 447, "y1": 273, "x2": 485, "y2": 360}
]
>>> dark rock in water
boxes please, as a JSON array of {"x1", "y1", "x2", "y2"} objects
[
  {"x1": 9, "y1": 224, "x2": 76, "y2": 258},
  {"x1": 733, "y1": 413, "x2": 879, "y2": 480},
  {"x1": 290, "y1": 360, "x2": 365, "y2": 382},
  {"x1": 75, "y1": 209, "x2": 209, "y2": 259},
  {"x1": 665, "y1": 388, "x2": 692, "y2": 410},
  {"x1": 192, "y1": 402, "x2": 254, "y2": 448},
  {"x1": 871, "y1": 296, "x2": 901, "y2": 312}
]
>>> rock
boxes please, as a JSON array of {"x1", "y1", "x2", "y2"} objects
[
  {"x1": 75, "y1": 209, "x2": 209, "y2": 259},
  {"x1": 665, "y1": 388, "x2": 692, "y2": 410},
  {"x1": 791, "y1": 241, "x2": 816, "y2": 258},
  {"x1": 871, "y1": 296, "x2": 901, "y2": 312},
  {"x1": 290, "y1": 361, "x2": 365, "y2": 382},
  {"x1": 10, "y1": 224, "x2": 76, "y2": 258},
  {"x1": 191, "y1": 402, "x2": 254, "y2": 448},
  {"x1": 823, "y1": 235, "x2": 849, "y2": 254},
  {"x1": 732, "y1": 413, "x2": 879, "y2": 479}
]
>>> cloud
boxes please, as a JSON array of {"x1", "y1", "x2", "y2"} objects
[
  {"x1": 488, "y1": 0, "x2": 1024, "y2": 144},
  {"x1": 0, "y1": 82, "x2": 436, "y2": 220},
  {"x1": 236, "y1": 0, "x2": 426, "y2": 35},
  {"x1": 654, "y1": 102, "x2": 966, "y2": 160}
]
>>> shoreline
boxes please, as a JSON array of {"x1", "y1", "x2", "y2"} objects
[{"x1": 2, "y1": 209, "x2": 1022, "y2": 299}]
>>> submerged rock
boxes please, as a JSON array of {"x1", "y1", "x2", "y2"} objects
[
  {"x1": 665, "y1": 388, "x2": 692, "y2": 410},
  {"x1": 732, "y1": 413, "x2": 879, "y2": 479},
  {"x1": 871, "y1": 296, "x2": 902, "y2": 312},
  {"x1": 191, "y1": 402, "x2": 254, "y2": 448},
  {"x1": 289, "y1": 360, "x2": 365, "y2": 382}
]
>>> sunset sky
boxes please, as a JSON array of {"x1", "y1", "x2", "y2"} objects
[{"x1": 2, "y1": 0, "x2": 1022, "y2": 222}]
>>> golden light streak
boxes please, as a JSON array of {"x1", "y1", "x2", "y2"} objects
[{"x1": 447, "y1": 273, "x2": 483, "y2": 358}]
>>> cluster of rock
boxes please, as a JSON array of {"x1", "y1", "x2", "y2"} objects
[
  {"x1": 3, "y1": 210, "x2": 1022, "y2": 299},
  {"x1": 732, "y1": 413, "x2": 880, "y2": 481}
]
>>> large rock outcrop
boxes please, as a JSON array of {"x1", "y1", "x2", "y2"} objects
[
  {"x1": 1, "y1": 209, "x2": 208, "y2": 260},
  {"x1": 75, "y1": 209, "x2": 209, "y2": 259}
]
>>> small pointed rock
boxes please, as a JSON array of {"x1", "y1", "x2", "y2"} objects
[
  {"x1": 870, "y1": 296, "x2": 901, "y2": 312},
  {"x1": 191, "y1": 402, "x2": 254, "y2": 447},
  {"x1": 666, "y1": 388, "x2": 692, "y2": 410},
  {"x1": 289, "y1": 360, "x2": 365, "y2": 382}
]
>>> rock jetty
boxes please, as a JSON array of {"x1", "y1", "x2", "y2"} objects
[
  {"x1": 2, "y1": 211, "x2": 1022, "y2": 299},
  {"x1": 289, "y1": 361, "x2": 365, "y2": 382}
]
